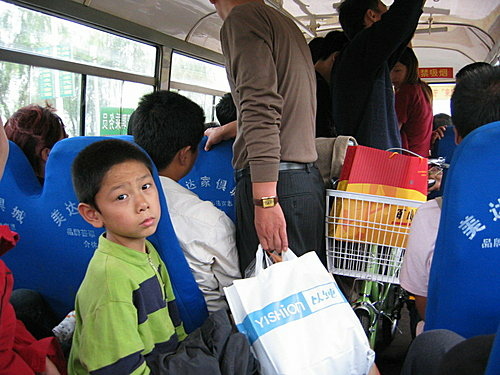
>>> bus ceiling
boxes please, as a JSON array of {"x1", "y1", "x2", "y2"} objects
[{"x1": 9, "y1": 0, "x2": 500, "y2": 76}]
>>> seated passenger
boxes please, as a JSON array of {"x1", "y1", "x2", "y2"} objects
[
  {"x1": 390, "y1": 47, "x2": 433, "y2": 157},
  {"x1": 430, "y1": 113, "x2": 453, "y2": 155},
  {"x1": 400, "y1": 64, "x2": 500, "y2": 327},
  {"x1": 69, "y1": 139, "x2": 187, "y2": 374},
  {"x1": 133, "y1": 91, "x2": 241, "y2": 312},
  {"x1": 4, "y1": 104, "x2": 68, "y2": 184},
  {"x1": 0, "y1": 117, "x2": 66, "y2": 375}
]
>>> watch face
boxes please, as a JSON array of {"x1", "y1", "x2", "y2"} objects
[{"x1": 262, "y1": 198, "x2": 275, "y2": 208}]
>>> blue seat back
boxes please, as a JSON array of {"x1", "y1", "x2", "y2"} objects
[
  {"x1": 0, "y1": 136, "x2": 207, "y2": 332},
  {"x1": 432, "y1": 125, "x2": 457, "y2": 163},
  {"x1": 426, "y1": 121, "x2": 500, "y2": 338},
  {"x1": 179, "y1": 137, "x2": 236, "y2": 222}
]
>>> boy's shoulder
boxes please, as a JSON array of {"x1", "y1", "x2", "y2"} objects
[{"x1": 161, "y1": 177, "x2": 229, "y2": 226}]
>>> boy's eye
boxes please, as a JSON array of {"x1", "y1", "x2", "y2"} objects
[
  {"x1": 142, "y1": 183, "x2": 152, "y2": 190},
  {"x1": 117, "y1": 194, "x2": 128, "y2": 201}
]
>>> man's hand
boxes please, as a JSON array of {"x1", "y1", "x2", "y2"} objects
[
  {"x1": 431, "y1": 125, "x2": 447, "y2": 145},
  {"x1": 254, "y1": 204, "x2": 288, "y2": 253},
  {"x1": 204, "y1": 120, "x2": 237, "y2": 151}
]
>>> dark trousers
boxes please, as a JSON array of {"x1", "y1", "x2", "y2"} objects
[
  {"x1": 401, "y1": 329, "x2": 494, "y2": 375},
  {"x1": 235, "y1": 165, "x2": 325, "y2": 275}
]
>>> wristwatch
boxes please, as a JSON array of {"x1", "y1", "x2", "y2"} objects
[{"x1": 253, "y1": 196, "x2": 279, "y2": 208}]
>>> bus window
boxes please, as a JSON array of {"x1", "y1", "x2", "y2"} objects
[
  {"x1": 430, "y1": 83, "x2": 455, "y2": 115},
  {"x1": 170, "y1": 52, "x2": 230, "y2": 122},
  {"x1": 84, "y1": 78, "x2": 152, "y2": 136},
  {"x1": 0, "y1": 1, "x2": 156, "y2": 135},
  {"x1": 0, "y1": 61, "x2": 82, "y2": 137},
  {"x1": 0, "y1": 1, "x2": 156, "y2": 76}
]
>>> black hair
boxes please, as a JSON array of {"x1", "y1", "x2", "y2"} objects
[
  {"x1": 433, "y1": 113, "x2": 453, "y2": 130},
  {"x1": 308, "y1": 31, "x2": 348, "y2": 64},
  {"x1": 215, "y1": 93, "x2": 237, "y2": 125},
  {"x1": 127, "y1": 110, "x2": 137, "y2": 135},
  {"x1": 455, "y1": 62, "x2": 491, "y2": 82},
  {"x1": 72, "y1": 139, "x2": 153, "y2": 209},
  {"x1": 338, "y1": 0, "x2": 380, "y2": 40},
  {"x1": 132, "y1": 90, "x2": 205, "y2": 171},
  {"x1": 451, "y1": 65, "x2": 499, "y2": 138}
]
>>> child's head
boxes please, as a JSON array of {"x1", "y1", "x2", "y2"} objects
[
  {"x1": 133, "y1": 91, "x2": 205, "y2": 173},
  {"x1": 215, "y1": 93, "x2": 237, "y2": 126},
  {"x1": 72, "y1": 139, "x2": 160, "y2": 250}
]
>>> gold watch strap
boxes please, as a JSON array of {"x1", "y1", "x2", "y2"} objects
[{"x1": 253, "y1": 196, "x2": 279, "y2": 208}]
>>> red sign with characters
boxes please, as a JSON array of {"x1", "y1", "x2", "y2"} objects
[{"x1": 419, "y1": 67, "x2": 454, "y2": 79}]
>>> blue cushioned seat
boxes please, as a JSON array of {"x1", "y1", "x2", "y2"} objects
[
  {"x1": 431, "y1": 125, "x2": 457, "y2": 163},
  {"x1": 0, "y1": 136, "x2": 207, "y2": 332},
  {"x1": 426, "y1": 121, "x2": 500, "y2": 338},
  {"x1": 179, "y1": 137, "x2": 236, "y2": 222}
]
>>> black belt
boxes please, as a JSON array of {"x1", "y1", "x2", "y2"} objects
[{"x1": 235, "y1": 162, "x2": 314, "y2": 181}]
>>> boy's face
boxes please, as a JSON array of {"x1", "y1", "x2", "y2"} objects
[{"x1": 80, "y1": 160, "x2": 161, "y2": 253}]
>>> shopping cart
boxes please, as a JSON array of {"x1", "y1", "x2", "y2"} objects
[{"x1": 326, "y1": 189, "x2": 424, "y2": 348}]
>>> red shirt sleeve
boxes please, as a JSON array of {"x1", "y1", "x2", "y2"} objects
[{"x1": 0, "y1": 260, "x2": 67, "y2": 375}]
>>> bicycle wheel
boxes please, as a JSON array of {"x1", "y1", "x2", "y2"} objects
[
  {"x1": 375, "y1": 285, "x2": 402, "y2": 350},
  {"x1": 355, "y1": 308, "x2": 372, "y2": 339},
  {"x1": 376, "y1": 315, "x2": 398, "y2": 351}
]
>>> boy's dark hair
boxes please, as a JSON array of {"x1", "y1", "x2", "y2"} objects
[
  {"x1": 72, "y1": 139, "x2": 153, "y2": 209},
  {"x1": 308, "y1": 31, "x2": 348, "y2": 64},
  {"x1": 215, "y1": 93, "x2": 237, "y2": 126},
  {"x1": 127, "y1": 110, "x2": 137, "y2": 136},
  {"x1": 133, "y1": 91, "x2": 205, "y2": 171},
  {"x1": 455, "y1": 62, "x2": 490, "y2": 82},
  {"x1": 338, "y1": 0, "x2": 380, "y2": 40},
  {"x1": 433, "y1": 113, "x2": 453, "y2": 130},
  {"x1": 451, "y1": 65, "x2": 499, "y2": 138}
]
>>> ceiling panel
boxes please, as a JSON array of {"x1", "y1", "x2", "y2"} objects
[{"x1": 66, "y1": 0, "x2": 497, "y2": 66}]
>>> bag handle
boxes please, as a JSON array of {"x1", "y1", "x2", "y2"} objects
[
  {"x1": 254, "y1": 245, "x2": 297, "y2": 276},
  {"x1": 385, "y1": 147, "x2": 424, "y2": 158}
]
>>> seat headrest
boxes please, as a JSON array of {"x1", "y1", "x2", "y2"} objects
[{"x1": 179, "y1": 137, "x2": 236, "y2": 222}]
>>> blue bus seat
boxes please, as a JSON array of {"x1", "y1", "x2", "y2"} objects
[
  {"x1": 432, "y1": 125, "x2": 457, "y2": 163},
  {"x1": 0, "y1": 136, "x2": 207, "y2": 332},
  {"x1": 425, "y1": 121, "x2": 500, "y2": 338},
  {"x1": 179, "y1": 137, "x2": 236, "y2": 222}
]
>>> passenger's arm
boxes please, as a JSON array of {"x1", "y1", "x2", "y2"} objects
[
  {"x1": 369, "y1": 363, "x2": 381, "y2": 375},
  {"x1": 175, "y1": 209, "x2": 240, "y2": 312},
  {"x1": 222, "y1": 12, "x2": 285, "y2": 252},
  {"x1": 414, "y1": 295, "x2": 427, "y2": 320},
  {"x1": 364, "y1": 0, "x2": 423, "y2": 69},
  {"x1": 204, "y1": 120, "x2": 237, "y2": 151},
  {"x1": 39, "y1": 357, "x2": 61, "y2": 375}
]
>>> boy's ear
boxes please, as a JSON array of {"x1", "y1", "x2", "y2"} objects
[
  {"x1": 78, "y1": 203, "x2": 105, "y2": 228},
  {"x1": 178, "y1": 145, "x2": 195, "y2": 166}
]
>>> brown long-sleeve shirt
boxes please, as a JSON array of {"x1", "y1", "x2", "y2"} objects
[{"x1": 220, "y1": 1, "x2": 317, "y2": 182}]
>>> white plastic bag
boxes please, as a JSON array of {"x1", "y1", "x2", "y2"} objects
[{"x1": 224, "y1": 249, "x2": 374, "y2": 375}]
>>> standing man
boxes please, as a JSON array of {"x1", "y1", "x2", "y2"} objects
[
  {"x1": 331, "y1": 0, "x2": 424, "y2": 150},
  {"x1": 209, "y1": 0, "x2": 325, "y2": 274}
]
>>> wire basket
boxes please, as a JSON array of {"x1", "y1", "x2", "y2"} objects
[{"x1": 326, "y1": 190, "x2": 424, "y2": 284}]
